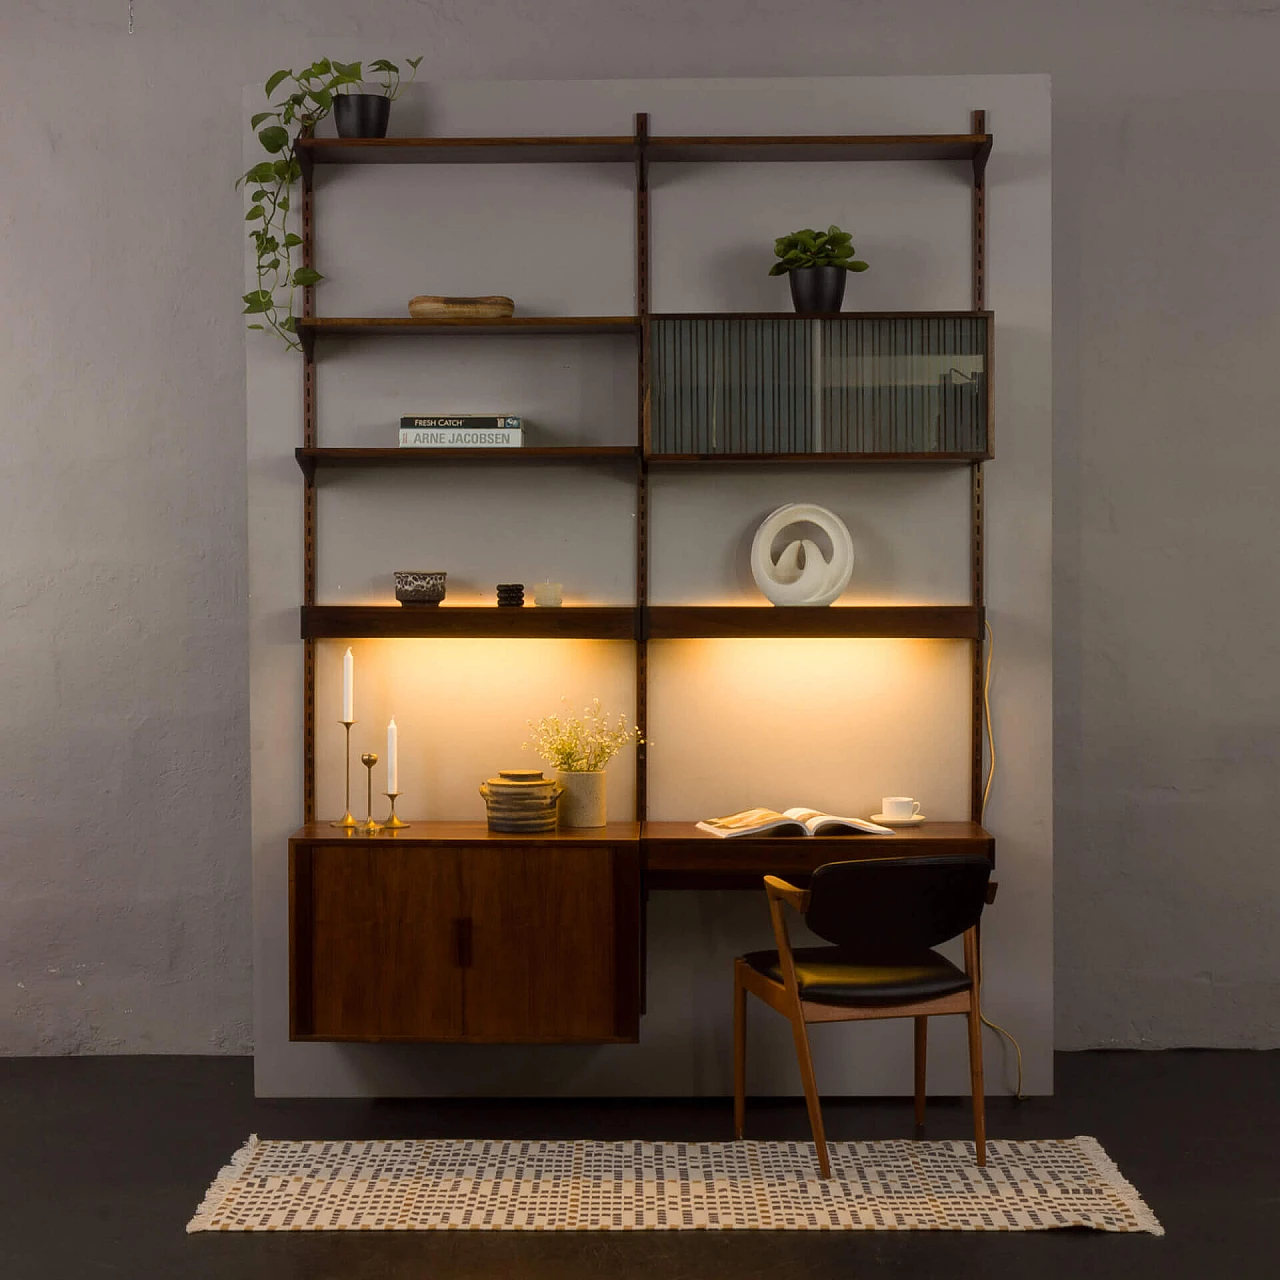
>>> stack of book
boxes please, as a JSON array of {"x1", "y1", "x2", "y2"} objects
[{"x1": 398, "y1": 416, "x2": 524, "y2": 448}]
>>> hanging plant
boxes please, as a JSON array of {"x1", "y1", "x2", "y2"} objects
[{"x1": 237, "y1": 57, "x2": 422, "y2": 351}]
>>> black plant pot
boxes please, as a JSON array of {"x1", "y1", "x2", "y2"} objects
[
  {"x1": 334, "y1": 94, "x2": 391, "y2": 139},
  {"x1": 788, "y1": 266, "x2": 847, "y2": 314}
]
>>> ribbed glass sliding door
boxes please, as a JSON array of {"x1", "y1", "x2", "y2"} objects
[{"x1": 649, "y1": 314, "x2": 990, "y2": 458}]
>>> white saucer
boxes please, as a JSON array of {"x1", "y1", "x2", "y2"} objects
[{"x1": 871, "y1": 813, "x2": 928, "y2": 827}]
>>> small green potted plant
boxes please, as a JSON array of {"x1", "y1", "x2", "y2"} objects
[
  {"x1": 333, "y1": 57, "x2": 423, "y2": 139},
  {"x1": 525, "y1": 698, "x2": 642, "y2": 828},
  {"x1": 769, "y1": 224, "x2": 869, "y2": 314}
]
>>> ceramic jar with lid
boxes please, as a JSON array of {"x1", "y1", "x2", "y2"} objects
[{"x1": 479, "y1": 769, "x2": 562, "y2": 833}]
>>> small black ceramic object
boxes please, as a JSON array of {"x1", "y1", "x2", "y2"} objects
[
  {"x1": 334, "y1": 93, "x2": 391, "y2": 139},
  {"x1": 788, "y1": 266, "x2": 847, "y2": 314},
  {"x1": 496, "y1": 583, "x2": 525, "y2": 607}
]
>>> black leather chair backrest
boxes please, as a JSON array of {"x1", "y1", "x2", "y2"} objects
[{"x1": 804, "y1": 854, "x2": 991, "y2": 955}]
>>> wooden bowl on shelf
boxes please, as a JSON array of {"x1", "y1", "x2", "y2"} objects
[{"x1": 408, "y1": 295, "x2": 515, "y2": 320}]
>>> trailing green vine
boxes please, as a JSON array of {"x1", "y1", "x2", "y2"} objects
[{"x1": 237, "y1": 57, "x2": 422, "y2": 351}]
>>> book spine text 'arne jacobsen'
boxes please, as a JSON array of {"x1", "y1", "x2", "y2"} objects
[{"x1": 399, "y1": 417, "x2": 523, "y2": 447}]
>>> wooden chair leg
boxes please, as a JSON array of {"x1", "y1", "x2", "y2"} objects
[
  {"x1": 788, "y1": 1011, "x2": 831, "y2": 1178},
  {"x1": 733, "y1": 961, "x2": 747, "y2": 1140},
  {"x1": 913, "y1": 1016, "x2": 927, "y2": 1129},
  {"x1": 966, "y1": 1001, "x2": 987, "y2": 1166}
]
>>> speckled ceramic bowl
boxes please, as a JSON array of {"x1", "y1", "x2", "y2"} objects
[{"x1": 394, "y1": 571, "x2": 447, "y2": 606}]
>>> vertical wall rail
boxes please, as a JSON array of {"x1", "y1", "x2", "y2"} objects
[
  {"x1": 970, "y1": 461, "x2": 986, "y2": 822},
  {"x1": 634, "y1": 113, "x2": 651, "y2": 1017},
  {"x1": 970, "y1": 109, "x2": 990, "y2": 823},
  {"x1": 301, "y1": 146, "x2": 318, "y2": 823},
  {"x1": 972, "y1": 109, "x2": 990, "y2": 313},
  {"x1": 634, "y1": 113, "x2": 651, "y2": 825}
]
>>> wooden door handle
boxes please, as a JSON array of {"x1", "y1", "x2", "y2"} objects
[{"x1": 452, "y1": 917, "x2": 473, "y2": 968}]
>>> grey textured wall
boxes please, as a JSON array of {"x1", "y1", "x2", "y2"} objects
[{"x1": 2, "y1": 1, "x2": 1277, "y2": 1055}]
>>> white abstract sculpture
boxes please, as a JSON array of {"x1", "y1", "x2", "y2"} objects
[{"x1": 750, "y1": 503, "x2": 855, "y2": 607}]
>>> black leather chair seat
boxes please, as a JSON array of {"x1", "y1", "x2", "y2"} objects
[{"x1": 742, "y1": 946, "x2": 973, "y2": 1006}]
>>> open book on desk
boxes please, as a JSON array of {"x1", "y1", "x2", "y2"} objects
[{"x1": 695, "y1": 807, "x2": 896, "y2": 839}]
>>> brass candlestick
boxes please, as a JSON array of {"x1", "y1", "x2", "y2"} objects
[
  {"x1": 360, "y1": 753, "x2": 382, "y2": 834},
  {"x1": 329, "y1": 720, "x2": 358, "y2": 828},
  {"x1": 383, "y1": 793, "x2": 409, "y2": 829}
]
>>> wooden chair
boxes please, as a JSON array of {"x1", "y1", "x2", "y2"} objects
[{"x1": 733, "y1": 854, "x2": 997, "y2": 1178}]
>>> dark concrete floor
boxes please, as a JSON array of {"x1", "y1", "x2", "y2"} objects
[{"x1": 1, "y1": 1050, "x2": 1275, "y2": 1279}]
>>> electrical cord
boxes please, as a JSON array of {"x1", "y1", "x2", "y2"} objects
[
  {"x1": 977, "y1": 619, "x2": 1028, "y2": 1100},
  {"x1": 982, "y1": 619, "x2": 996, "y2": 816}
]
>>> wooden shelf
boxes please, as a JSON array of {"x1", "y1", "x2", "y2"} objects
[
  {"x1": 652, "y1": 310, "x2": 991, "y2": 321},
  {"x1": 302, "y1": 605, "x2": 979, "y2": 640},
  {"x1": 646, "y1": 452, "x2": 987, "y2": 465},
  {"x1": 297, "y1": 316, "x2": 639, "y2": 355},
  {"x1": 642, "y1": 821, "x2": 993, "y2": 890},
  {"x1": 291, "y1": 821, "x2": 642, "y2": 844},
  {"x1": 649, "y1": 134, "x2": 991, "y2": 167},
  {"x1": 298, "y1": 136, "x2": 637, "y2": 166},
  {"x1": 296, "y1": 133, "x2": 992, "y2": 172},
  {"x1": 297, "y1": 446, "x2": 638, "y2": 476},
  {"x1": 645, "y1": 605, "x2": 983, "y2": 640},
  {"x1": 298, "y1": 316, "x2": 638, "y2": 336},
  {"x1": 301, "y1": 605, "x2": 637, "y2": 640}
]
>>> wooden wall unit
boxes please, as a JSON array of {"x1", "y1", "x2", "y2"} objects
[{"x1": 287, "y1": 112, "x2": 995, "y2": 1044}]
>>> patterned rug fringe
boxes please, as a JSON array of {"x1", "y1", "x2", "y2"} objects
[
  {"x1": 1072, "y1": 1135, "x2": 1165, "y2": 1236},
  {"x1": 186, "y1": 1133, "x2": 262, "y2": 1234},
  {"x1": 187, "y1": 1134, "x2": 1163, "y2": 1234}
]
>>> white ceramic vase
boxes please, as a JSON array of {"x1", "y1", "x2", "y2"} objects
[{"x1": 556, "y1": 769, "x2": 607, "y2": 827}]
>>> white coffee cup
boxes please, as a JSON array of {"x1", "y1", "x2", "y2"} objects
[{"x1": 881, "y1": 797, "x2": 921, "y2": 821}]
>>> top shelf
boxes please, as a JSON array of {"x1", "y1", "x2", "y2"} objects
[
  {"x1": 298, "y1": 137, "x2": 635, "y2": 165},
  {"x1": 650, "y1": 135, "x2": 991, "y2": 165},
  {"x1": 297, "y1": 133, "x2": 992, "y2": 169}
]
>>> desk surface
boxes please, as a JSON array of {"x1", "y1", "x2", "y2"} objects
[
  {"x1": 290, "y1": 820, "x2": 992, "y2": 890},
  {"x1": 641, "y1": 821, "x2": 993, "y2": 889}
]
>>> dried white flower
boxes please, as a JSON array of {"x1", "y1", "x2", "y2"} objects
[{"x1": 525, "y1": 697, "x2": 643, "y2": 773}]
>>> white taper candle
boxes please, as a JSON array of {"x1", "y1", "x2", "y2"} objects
[
  {"x1": 387, "y1": 717, "x2": 398, "y2": 793},
  {"x1": 342, "y1": 647, "x2": 354, "y2": 721}
]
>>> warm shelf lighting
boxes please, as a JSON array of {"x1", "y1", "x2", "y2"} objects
[
  {"x1": 646, "y1": 638, "x2": 972, "y2": 823},
  {"x1": 313, "y1": 638, "x2": 638, "y2": 823}
]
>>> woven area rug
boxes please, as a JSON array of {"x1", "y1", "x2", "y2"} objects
[{"x1": 188, "y1": 1135, "x2": 1161, "y2": 1234}]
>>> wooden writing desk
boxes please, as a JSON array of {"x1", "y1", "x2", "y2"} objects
[{"x1": 641, "y1": 821, "x2": 993, "y2": 890}]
